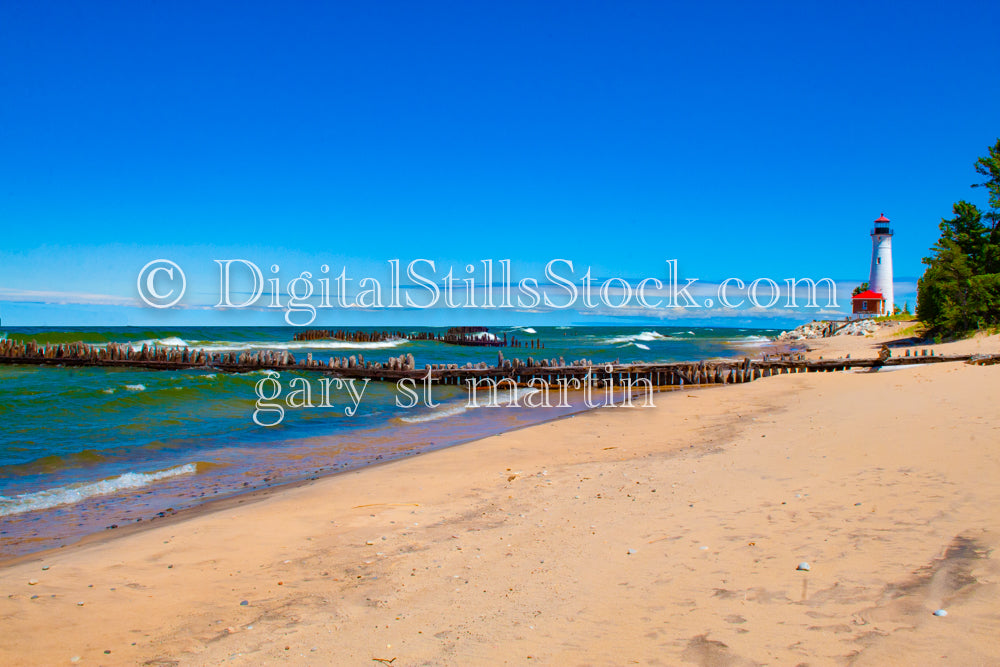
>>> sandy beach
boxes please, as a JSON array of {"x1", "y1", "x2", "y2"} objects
[
  {"x1": 794, "y1": 320, "x2": 1000, "y2": 361},
  {"x1": 2, "y1": 333, "x2": 1000, "y2": 666}
]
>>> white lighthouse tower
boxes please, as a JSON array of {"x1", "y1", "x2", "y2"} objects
[{"x1": 868, "y1": 213, "x2": 894, "y2": 315}]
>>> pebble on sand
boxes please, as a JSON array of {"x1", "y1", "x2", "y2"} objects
[
  {"x1": 933, "y1": 609, "x2": 948, "y2": 617},
  {"x1": 796, "y1": 562, "x2": 811, "y2": 571},
  {"x1": 27, "y1": 579, "x2": 38, "y2": 585}
]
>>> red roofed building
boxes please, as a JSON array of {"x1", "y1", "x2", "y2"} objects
[{"x1": 852, "y1": 289, "x2": 884, "y2": 316}]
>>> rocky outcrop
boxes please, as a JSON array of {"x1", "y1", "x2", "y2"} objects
[{"x1": 775, "y1": 318, "x2": 881, "y2": 341}]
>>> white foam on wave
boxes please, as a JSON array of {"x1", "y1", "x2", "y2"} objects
[
  {"x1": 398, "y1": 387, "x2": 541, "y2": 423},
  {"x1": 399, "y1": 402, "x2": 470, "y2": 424},
  {"x1": 0, "y1": 463, "x2": 198, "y2": 517},
  {"x1": 125, "y1": 384, "x2": 146, "y2": 391},
  {"x1": 616, "y1": 341, "x2": 652, "y2": 351},
  {"x1": 156, "y1": 336, "x2": 188, "y2": 346},
  {"x1": 730, "y1": 335, "x2": 774, "y2": 348},
  {"x1": 603, "y1": 331, "x2": 670, "y2": 345},
  {"x1": 511, "y1": 326, "x2": 537, "y2": 334},
  {"x1": 128, "y1": 337, "x2": 188, "y2": 351}
]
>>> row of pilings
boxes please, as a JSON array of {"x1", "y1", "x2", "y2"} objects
[
  {"x1": 0, "y1": 338, "x2": 421, "y2": 371},
  {"x1": 292, "y1": 330, "x2": 406, "y2": 342},
  {"x1": 1, "y1": 338, "x2": 989, "y2": 386},
  {"x1": 291, "y1": 329, "x2": 545, "y2": 349}
]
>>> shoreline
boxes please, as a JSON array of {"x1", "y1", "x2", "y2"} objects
[
  {"x1": 0, "y1": 326, "x2": 986, "y2": 565},
  {"x1": 0, "y1": 327, "x2": 998, "y2": 663},
  {"x1": 0, "y1": 385, "x2": 629, "y2": 569},
  {"x1": 0, "y1": 333, "x2": 774, "y2": 561},
  {"x1": 0, "y1": 321, "x2": 989, "y2": 566}
]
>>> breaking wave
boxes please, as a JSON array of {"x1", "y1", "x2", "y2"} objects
[
  {"x1": 398, "y1": 388, "x2": 540, "y2": 423},
  {"x1": 602, "y1": 331, "x2": 671, "y2": 345},
  {"x1": 0, "y1": 463, "x2": 199, "y2": 517}
]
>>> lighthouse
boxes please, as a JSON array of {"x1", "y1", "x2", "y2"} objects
[{"x1": 868, "y1": 213, "x2": 894, "y2": 315}]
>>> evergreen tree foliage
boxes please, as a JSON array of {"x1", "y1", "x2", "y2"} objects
[{"x1": 917, "y1": 140, "x2": 1000, "y2": 333}]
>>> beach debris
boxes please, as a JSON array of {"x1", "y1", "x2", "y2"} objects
[
  {"x1": 240, "y1": 600, "x2": 249, "y2": 606},
  {"x1": 76, "y1": 601, "x2": 85, "y2": 606},
  {"x1": 372, "y1": 659, "x2": 397, "y2": 665},
  {"x1": 41, "y1": 565, "x2": 49, "y2": 571},
  {"x1": 627, "y1": 549, "x2": 636, "y2": 555},
  {"x1": 27, "y1": 579, "x2": 38, "y2": 585},
  {"x1": 796, "y1": 562, "x2": 811, "y2": 571},
  {"x1": 933, "y1": 609, "x2": 948, "y2": 617}
]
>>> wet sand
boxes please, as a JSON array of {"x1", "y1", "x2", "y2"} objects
[{"x1": 2, "y1": 334, "x2": 1000, "y2": 665}]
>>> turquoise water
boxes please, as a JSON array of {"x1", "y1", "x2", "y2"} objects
[{"x1": 0, "y1": 325, "x2": 776, "y2": 556}]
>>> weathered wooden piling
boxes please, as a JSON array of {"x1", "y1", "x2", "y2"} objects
[{"x1": 0, "y1": 337, "x2": 993, "y2": 391}]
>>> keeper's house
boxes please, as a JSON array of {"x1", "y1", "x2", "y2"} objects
[{"x1": 852, "y1": 289, "x2": 885, "y2": 317}]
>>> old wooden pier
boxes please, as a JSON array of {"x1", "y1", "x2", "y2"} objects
[{"x1": 1, "y1": 338, "x2": 994, "y2": 388}]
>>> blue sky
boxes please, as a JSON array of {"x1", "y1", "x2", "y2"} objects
[{"x1": 1, "y1": 1, "x2": 997, "y2": 327}]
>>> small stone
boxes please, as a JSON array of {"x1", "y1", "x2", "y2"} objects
[
  {"x1": 627, "y1": 549, "x2": 636, "y2": 555},
  {"x1": 77, "y1": 601, "x2": 85, "y2": 606},
  {"x1": 240, "y1": 600, "x2": 249, "y2": 606},
  {"x1": 933, "y1": 609, "x2": 948, "y2": 617},
  {"x1": 27, "y1": 579, "x2": 38, "y2": 585},
  {"x1": 797, "y1": 562, "x2": 811, "y2": 571},
  {"x1": 41, "y1": 566, "x2": 49, "y2": 571}
]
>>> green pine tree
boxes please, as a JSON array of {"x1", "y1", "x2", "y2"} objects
[{"x1": 918, "y1": 139, "x2": 1000, "y2": 334}]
